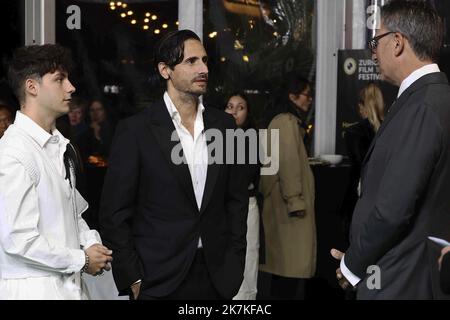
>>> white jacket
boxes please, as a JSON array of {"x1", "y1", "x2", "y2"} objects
[{"x1": 0, "y1": 114, "x2": 101, "y2": 299}]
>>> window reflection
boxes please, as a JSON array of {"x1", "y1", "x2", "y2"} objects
[
  {"x1": 56, "y1": 0, "x2": 178, "y2": 119},
  {"x1": 204, "y1": 0, "x2": 316, "y2": 125}
]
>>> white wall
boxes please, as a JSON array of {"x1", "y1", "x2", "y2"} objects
[
  {"x1": 178, "y1": 0, "x2": 203, "y2": 40},
  {"x1": 314, "y1": 0, "x2": 346, "y2": 156}
]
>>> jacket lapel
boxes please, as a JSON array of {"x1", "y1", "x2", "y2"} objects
[
  {"x1": 199, "y1": 107, "x2": 221, "y2": 214},
  {"x1": 147, "y1": 99, "x2": 198, "y2": 211}
]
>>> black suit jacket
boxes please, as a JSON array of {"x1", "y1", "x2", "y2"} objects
[
  {"x1": 99, "y1": 99, "x2": 248, "y2": 299},
  {"x1": 345, "y1": 72, "x2": 450, "y2": 299}
]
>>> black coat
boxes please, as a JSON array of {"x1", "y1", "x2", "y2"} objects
[
  {"x1": 99, "y1": 99, "x2": 248, "y2": 299},
  {"x1": 345, "y1": 72, "x2": 450, "y2": 299}
]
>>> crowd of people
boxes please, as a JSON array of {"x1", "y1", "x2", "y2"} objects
[{"x1": 0, "y1": 0, "x2": 450, "y2": 300}]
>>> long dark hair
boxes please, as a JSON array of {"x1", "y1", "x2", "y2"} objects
[
  {"x1": 224, "y1": 92, "x2": 256, "y2": 130},
  {"x1": 262, "y1": 74, "x2": 311, "y2": 128}
]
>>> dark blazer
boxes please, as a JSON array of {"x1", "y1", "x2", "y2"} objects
[
  {"x1": 99, "y1": 99, "x2": 248, "y2": 299},
  {"x1": 345, "y1": 72, "x2": 450, "y2": 299}
]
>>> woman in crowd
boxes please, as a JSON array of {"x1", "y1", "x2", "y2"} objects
[
  {"x1": 259, "y1": 75, "x2": 316, "y2": 299},
  {"x1": 224, "y1": 92, "x2": 263, "y2": 300}
]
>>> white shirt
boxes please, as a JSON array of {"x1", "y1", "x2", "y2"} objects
[
  {"x1": 164, "y1": 92, "x2": 208, "y2": 248},
  {"x1": 397, "y1": 64, "x2": 440, "y2": 98},
  {"x1": 341, "y1": 63, "x2": 441, "y2": 287},
  {"x1": 0, "y1": 112, "x2": 100, "y2": 283},
  {"x1": 16, "y1": 111, "x2": 70, "y2": 178}
]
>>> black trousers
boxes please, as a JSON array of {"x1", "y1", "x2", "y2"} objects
[{"x1": 138, "y1": 249, "x2": 223, "y2": 300}]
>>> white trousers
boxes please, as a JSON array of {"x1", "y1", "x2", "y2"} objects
[
  {"x1": 233, "y1": 196, "x2": 260, "y2": 300},
  {"x1": 0, "y1": 274, "x2": 87, "y2": 300}
]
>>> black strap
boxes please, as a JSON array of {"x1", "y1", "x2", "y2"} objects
[{"x1": 63, "y1": 143, "x2": 78, "y2": 188}]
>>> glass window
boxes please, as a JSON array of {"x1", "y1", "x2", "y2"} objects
[
  {"x1": 55, "y1": 0, "x2": 178, "y2": 120},
  {"x1": 0, "y1": 0, "x2": 24, "y2": 110},
  {"x1": 203, "y1": 0, "x2": 316, "y2": 125}
]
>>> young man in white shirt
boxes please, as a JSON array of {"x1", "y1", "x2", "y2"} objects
[{"x1": 0, "y1": 44, "x2": 113, "y2": 299}]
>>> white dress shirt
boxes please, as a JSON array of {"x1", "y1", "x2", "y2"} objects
[
  {"x1": 0, "y1": 112, "x2": 101, "y2": 299},
  {"x1": 164, "y1": 92, "x2": 208, "y2": 248},
  {"x1": 341, "y1": 63, "x2": 441, "y2": 287},
  {"x1": 397, "y1": 64, "x2": 440, "y2": 98}
]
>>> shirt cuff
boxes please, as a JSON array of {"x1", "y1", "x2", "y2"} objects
[
  {"x1": 83, "y1": 239, "x2": 101, "y2": 250},
  {"x1": 341, "y1": 255, "x2": 362, "y2": 286},
  {"x1": 69, "y1": 249, "x2": 87, "y2": 273}
]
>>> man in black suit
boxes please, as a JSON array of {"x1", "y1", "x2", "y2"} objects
[
  {"x1": 99, "y1": 30, "x2": 248, "y2": 300},
  {"x1": 331, "y1": 1, "x2": 450, "y2": 299}
]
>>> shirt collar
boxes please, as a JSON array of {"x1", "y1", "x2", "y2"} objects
[
  {"x1": 14, "y1": 111, "x2": 69, "y2": 149},
  {"x1": 398, "y1": 63, "x2": 440, "y2": 98},
  {"x1": 163, "y1": 91, "x2": 205, "y2": 122}
]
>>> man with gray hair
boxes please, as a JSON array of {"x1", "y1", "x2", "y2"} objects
[{"x1": 331, "y1": 0, "x2": 450, "y2": 299}]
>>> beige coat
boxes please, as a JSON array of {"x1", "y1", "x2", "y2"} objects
[{"x1": 259, "y1": 113, "x2": 316, "y2": 278}]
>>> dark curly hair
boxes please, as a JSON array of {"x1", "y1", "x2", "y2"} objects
[{"x1": 8, "y1": 44, "x2": 75, "y2": 104}]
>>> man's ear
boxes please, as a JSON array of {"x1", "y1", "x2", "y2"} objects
[
  {"x1": 158, "y1": 62, "x2": 171, "y2": 80},
  {"x1": 393, "y1": 33, "x2": 405, "y2": 57},
  {"x1": 24, "y1": 78, "x2": 38, "y2": 97}
]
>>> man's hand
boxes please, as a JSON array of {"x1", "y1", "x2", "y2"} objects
[
  {"x1": 84, "y1": 244, "x2": 113, "y2": 275},
  {"x1": 331, "y1": 248, "x2": 353, "y2": 290},
  {"x1": 131, "y1": 281, "x2": 141, "y2": 300},
  {"x1": 438, "y1": 246, "x2": 450, "y2": 270}
]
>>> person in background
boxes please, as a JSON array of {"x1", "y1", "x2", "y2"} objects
[
  {"x1": 77, "y1": 99, "x2": 114, "y2": 163},
  {"x1": 0, "y1": 43, "x2": 112, "y2": 299},
  {"x1": 68, "y1": 96, "x2": 89, "y2": 143},
  {"x1": 0, "y1": 104, "x2": 13, "y2": 138},
  {"x1": 259, "y1": 75, "x2": 316, "y2": 299},
  {"x1": 346, "y1": 83, "x2": 385, "y2": 169},
  {"x1": 332, "y1": 0, "x2": 450, "y2": 299},
  {"x1": 225, "y1": 92, "x2": 263, "y2": 300},
  {"x1": 342, "y1": 83, "x2": 385, "y2": 244}
]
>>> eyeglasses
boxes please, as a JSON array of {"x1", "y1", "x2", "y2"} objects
[
  {"x1": 367, "y1": 31, "x2": 395, "y2": 52},
  {"x1": 300, "y1": 92, "x2": 313, "y2": 99}
]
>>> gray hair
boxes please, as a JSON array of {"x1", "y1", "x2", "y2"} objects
[{"x1": 381, "y1": 0, "x2": 443, "y2": 62}]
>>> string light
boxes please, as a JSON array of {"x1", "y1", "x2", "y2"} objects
[
  {"x1": 109, "y1": 4, "x2": 171, "y2": 35},
  {"x1": 208, "y1": 31, "x2": 218, "y2": 39},
  {"x1": 243, "y1": 55, "x2": 250, "y2": 62}
]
